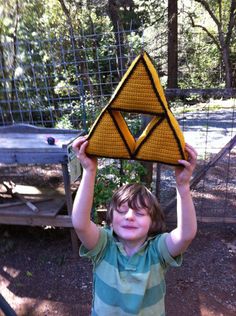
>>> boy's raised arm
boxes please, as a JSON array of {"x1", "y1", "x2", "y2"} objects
[
  {"x1": 72, "y1": 137, "x2": 100, "y2": 250},
  {"x1": 166, "y1": 144, "x2": 198, "y2": 257}
]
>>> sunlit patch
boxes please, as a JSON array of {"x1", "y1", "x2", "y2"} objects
[
  {"x1": 3, "y1": 266, "x2": 20, "y2": 278},
  {"x1": 13, "y1": 185, "x2": 42, "y2": 195}
]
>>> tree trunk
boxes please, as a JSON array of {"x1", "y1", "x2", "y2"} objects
[
  {"x1": 10, "y1": 0, "x2": 20, "y2": 117},
  {"x1": 167, "y1": 0, "x2": 178, "y2": 88},
  {"x1": 219, "y1": 36, "x2": 232, "y2": 88},
  {"x1": 107, "y1": 0, "x2": 126, "y2": 78},
  {"x1": 0, "y1": 41, "x2": 10, "y2": 111},
  {"x1": 58, "y1": 0, "x2": 94, "y2": 98},
  {"x1": 194, "y1": 0, "x2": 234, "y2": 88}
]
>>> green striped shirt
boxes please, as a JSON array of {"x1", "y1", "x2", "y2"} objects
[{"x1": 80, "y1": 228, "x2": 182, "y2": 316}]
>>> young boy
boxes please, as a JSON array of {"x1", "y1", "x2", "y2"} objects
[{"x1": 72, "y1": 136, "x2": 198, "y2": 316}]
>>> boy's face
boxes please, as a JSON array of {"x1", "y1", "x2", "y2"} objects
[{"x1": 112, "y1": 202, "x2": 152, "y2": 246}]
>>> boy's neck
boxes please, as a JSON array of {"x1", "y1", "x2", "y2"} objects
[{"x1": 118, "y1": 237, "x2": 147, "y2": 256}]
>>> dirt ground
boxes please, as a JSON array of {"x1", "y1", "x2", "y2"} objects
[{"x1": 0, "y1": 163, "x2": 236, "y2": 316}]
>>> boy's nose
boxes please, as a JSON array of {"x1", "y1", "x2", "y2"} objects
[{"x1": 125, "y1": 208, "x2": 135, "y2": 220}]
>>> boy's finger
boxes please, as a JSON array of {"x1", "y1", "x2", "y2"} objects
[
  {"x1": 185, "y1": 143, "x2": 198, "y2": 156},
  {"x1": 177, "y1": 160, "x2": 191, "y2": 168},
  {"x1": 80, "y1": 140, "x2": 88, "y2": 153},
  {"x1": 72, "y1": 136, "x2": 87, "y2": 149},
  {"x1": 185, "y1": 148, "x2": 197, "y2": 163}
]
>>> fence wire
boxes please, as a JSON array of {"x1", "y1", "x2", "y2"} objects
[
  {"x1": 0, "y1": 29, "x2": 235, "y2": 222},
  {"x1": 1, "y1": 30, "x2": 225, "y2": 128},
  {"x1": 1, "y1": 29, "x2": 168, "y2": 128},
  {"x1": 162, "y1": 97, "x2": 236, "y2": 222}
]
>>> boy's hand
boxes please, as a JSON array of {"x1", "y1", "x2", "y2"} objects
[
  {"x1": 72, "y1": 136, "x2": 97, "y2": 172},
  {"x1": 175, "y1": 143, "x2": 197, "y2": 192}
]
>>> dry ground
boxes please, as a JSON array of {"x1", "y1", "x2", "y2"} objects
[
  {"x1": 0, "y1": 224, "x2": 235, "y2": 316},
  {"x1": 0, "y1": 160, "x2": 235, "y2": 316}
]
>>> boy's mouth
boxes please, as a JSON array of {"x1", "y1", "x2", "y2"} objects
[{"x1": 122, "y1": 225, "x2": 138, "y2": 229}]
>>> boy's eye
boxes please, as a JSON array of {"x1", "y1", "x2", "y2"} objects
[
  {"x1": 116, "y1": 205, "x2": 128, "y2": 213},
  {"x1": 136, "y1": 211, "x2": 146, "y2": 216},
  {"x1": 116, "y1": 209, "x2": 123, "y2": 214},
  {"x1": 136, "y1": 211, "x2": 145, "y2": 216},
  {"x1": 116, "y1": 206, "x2": 147, "y2": 216}
]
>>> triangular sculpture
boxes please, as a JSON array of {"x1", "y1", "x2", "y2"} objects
[{"x1": 86, "y1": 51, "x2": 187, "y2": 165}]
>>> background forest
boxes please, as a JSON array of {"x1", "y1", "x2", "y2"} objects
[{"x1": 0, "y1": 0, "x2": 235, "y2": 129}]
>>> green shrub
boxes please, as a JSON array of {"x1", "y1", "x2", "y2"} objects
[{"x1": 93, "y1": 159, "x2": 147, "y2": 210}]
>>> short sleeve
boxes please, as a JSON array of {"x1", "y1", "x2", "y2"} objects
[
  {"x1": 156, "y1": 233, "x2": 182, "y2": 268},
  {"x1": 79, "y1": 228, "x2": 109, "y2": 265}
]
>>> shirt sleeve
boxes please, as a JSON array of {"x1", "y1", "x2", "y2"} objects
[
  {"x1": 79, "y1": 227, "x2": 109, "y2": 265},
  {"x1": 156, "y1": 233, "x2": 183, "y2": 269}
]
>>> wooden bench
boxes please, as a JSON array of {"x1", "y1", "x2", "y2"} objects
[{"x1": 0, "y1": 124, "x2": 83, "y2": 257}]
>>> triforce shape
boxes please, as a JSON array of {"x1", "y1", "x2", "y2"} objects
[{"x1": 85, "y1": 51, "x2": 187, "y2": 165}]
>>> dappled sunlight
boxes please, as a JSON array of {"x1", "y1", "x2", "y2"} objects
[
  {"x1": 2, "y1": 266, "x2": 20, "y2": 279},
  {"x1": 0, "y1": 286, "x2": 77, "y2": 316},
  {"x1": 1, "y1": 266, "x2": 21, "y2": 291},
  {"x1": 198, "y1": 292, "x2": 235, "y2": 316},
  {"x1": 10, "y1": 184, "x2": 43, "y2": 196},
  {"x1": 200, "y1": 304, "x2": 225, "y2": 316},
  {"x1": 0, "y1": 273, "x2": 10, "y2": 289},
  {"x1": 0, "y1": 263, "x2": 91, "y2": 316}
]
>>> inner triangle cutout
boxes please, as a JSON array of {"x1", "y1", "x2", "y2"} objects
[
  {"x1": 86, "y1": 51, "x2": 187, "y2": 166},
  {"x1": 120, "y1": 111, "x2": 155, "y2": 138}
]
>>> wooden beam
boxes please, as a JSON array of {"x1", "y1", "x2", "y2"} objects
[
  {"x1": 0, "y1": 123, "x2": 81, "y2": 134},
  {"x1": 166, "y1": 215, "x2": 236, "y2": 224},
  {"x1": 165, "y1": 88, "x2": 236, "y2": 98},
  {"x1": 0, "y1": 198, "x2": 53, "y2": 209},
  {"x1": 0, "y1": 215, "x2": 73, "y2": 227}
]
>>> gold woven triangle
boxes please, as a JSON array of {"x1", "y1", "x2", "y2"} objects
[{"x1": 86, "y1": 51, "x2": 187, "y2": 165}]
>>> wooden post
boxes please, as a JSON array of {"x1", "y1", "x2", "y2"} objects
[
  {"x1": 140, "y1": 115, "x2": 153, "y2": 188},
  {"x1": 155, "y1": 163, "x2": 161, "y2": 203},
  {"x1": 0, "y1": 293, "x2": 17, "y2": 316},
  {"x1": 62, "y1": 162, "x2": 79, "y2": 258}
]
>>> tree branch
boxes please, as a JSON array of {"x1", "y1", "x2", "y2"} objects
[
  {"x1": 194, "y1": 0, "x2": 221, "y2": 28},
  {"x1": 188, "y1": 13, "x2": 220, "y2": 50},
  {"x1": 58, "y1": 0, "x2": 75, "y2": 37},
  {"x1": 226, "y1": 0, "x2": 236, "y2": 46}
]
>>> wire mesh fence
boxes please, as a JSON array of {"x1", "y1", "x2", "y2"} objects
[
  {"x1": 0, "y1": 29, "x2": 152, "y2": 128},
  {"x1": 162, "y1": 98, "x2": 236, "y2": 222},
  {"x1": 0, "y1": 29, "x2": 226, "y2": 128},
  {"x1": 0, "y1": 29, "x2": 235, "y2": 222}
]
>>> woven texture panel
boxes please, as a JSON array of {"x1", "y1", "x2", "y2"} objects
[
  {"x1": 86, "y1": 111, "x2": 132, "y2": 158},
  {"x1": 86, "y1": 51, "x2": 187, "y2": 165},
  {"x1": 110, "y1": 61, "x2": 165, "y2": 114}
]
